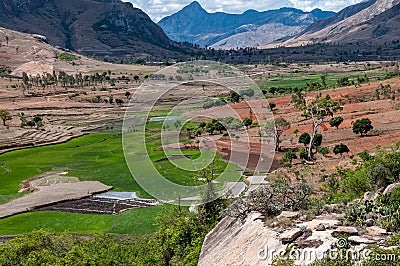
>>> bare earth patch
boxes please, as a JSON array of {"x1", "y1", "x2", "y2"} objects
[{"x1": 0, "y1": 181, "x2": 112, "y2": 218}]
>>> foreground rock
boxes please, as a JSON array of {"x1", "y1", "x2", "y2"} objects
[
  {"x1": 199, "y1": 212, "x2": 342, "y2": 265},
  {"x1": 0, "y1": 182, "x2": 112, "y2": 218},
  {"x1": 280, "y1": 228, "x2": 303, "y2": 242},
  {"x1": 199, "y1": 211, "x2": 391, "y2": 265},
  {"x1": 199, "y1": 213, "x2": 281, "y2": 266}
]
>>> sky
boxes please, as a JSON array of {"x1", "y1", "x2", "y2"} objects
[{"x1": 123, "y1": 0, "x2": 365, "y2": 22}]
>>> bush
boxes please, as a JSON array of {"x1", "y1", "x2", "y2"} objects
[
  {"x1": 333, "y1": 143, "x2": 350, "y2": 156},
  {"x1": 224, "y1": 182, "x2": 313, "y2": 220},
  {"x1": 299, "y1": 147, "x2": 308, "y2": 160},
  {"x1": 299, "y1": 133, "x2": 311, "y2": 146},
  {"x1": 317, "y1": 146, "x2": 330, "y2": 156},
  {"x1": 280, "y1": 151, "x2": 297, "y2": 167}
]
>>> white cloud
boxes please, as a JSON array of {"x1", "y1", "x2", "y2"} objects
[{"x1": 123, "y1": 0, "x2": 364, "y2": 22}]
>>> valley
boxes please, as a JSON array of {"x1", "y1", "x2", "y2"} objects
[{"x1": 0, "y1": 0, "x2": 400, "y2": 265}]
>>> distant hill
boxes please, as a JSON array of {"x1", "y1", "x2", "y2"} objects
[
  {"x1": 270, "y1": 0, "x2": 400, "y2": 47},
  {"x1": 158, "y1": 1, "x2": 335, "y2": 49},
  {"x1": 0, "y1": 0, "x2": 195, "y2": 61}
]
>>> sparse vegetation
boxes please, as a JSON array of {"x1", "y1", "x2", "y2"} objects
[
  {"x1": 0, "y1": 109, "x2": 11, "y2": 126},
  {"x1": 57, "y1": 52, "x2": 78, "y2": 62}
]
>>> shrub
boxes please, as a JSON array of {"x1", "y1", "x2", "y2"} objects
[
  {"x1": 57, "y1": 52, "x2": 77, "y2": 61},
  {"x1": 299, "y1": 147, "x2": 308, "y2": 160},
  {"x1": 224, "y1": 182, "x2": 313, "y2": 221},
  {"x1": 299, "y1": 133, "x2": 311, "y2": 146},
  {"x1": 333, "y1": 143, "x2": 350, "y2": 156},
  {"x1": 317, "y1": 146, "x2": 330, "y2": 156}
]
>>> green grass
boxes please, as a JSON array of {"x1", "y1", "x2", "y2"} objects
[
  {"x1": 0, "y1": 120, "x2": 241, "y2": 235},
  {"x1": 0, "y1": 133, "x2": 146, "y2": 203},
  {"x1": 0, "y1": 205, "x2": 172, "y2": 235},
  {"x1": 57, "y1": 52, "x2": 78, "y2": 62}
]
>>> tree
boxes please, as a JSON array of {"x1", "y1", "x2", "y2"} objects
[
  {"x1": 0, "y1": 109, "x2": 11, "y2": 126},
  {"x1": 243, "y1": 118, "x2": 252, "y2": 128},
  {"x1": 265, "y1": 118, "x2": 290, "y2": 151},
  {"x1": 352, "y1": 118, "x2": 373, "y2": 137},
  {"x1": 274, "y1": 118, "x2": 290, "y2": 151},
  {"x1": 125, "y1": 91, "x2": 131, "y2": 99},
  {"x1": 115, "y1": 98, "x2": 124, "y2": 105},
  {"x1": 26, "y1": 120, "x2": 35, "y2": 128},
  {"x1": 313, "y1": 133, "x2": 323, "y2": 148},
  {"x1": 213, "y1": 120, "x2": 225, "y2": 134},
  {"x1": 333, "y1": 143, "x2": 350, "y2": 157},
  {"x1": 329, "y1": 116, "x2": 344, "y2": 129},
  {"x1": 228, "y1": 90, "x2": 241, "y2": 103},
  {"x1": 299, "y1": 133, "x2": 311, "y2": 146},
  {"x1": 300, "y1": 94, "x2": 342, "y2": 161},
  {"x1": 33, "y1": 115, "x2": 42, "y2": 124},
  {"x1": 205, "y1": 122, "x2": 215, "y2": 134}
]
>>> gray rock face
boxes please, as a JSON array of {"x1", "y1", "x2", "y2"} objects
[
  {"x1": 158, "y1": 1, "x2": 335, "y2": 48},
  {"x1": 280, "y1": 228, "x2": 303, "y2": 242},
  {"x1": 277, "y1": 211, "x2": 300, "y2": 219},
  {"x1": 348, "y1": 236, "x2": 376, "y2": 244},
  {"x1": 366, "y1": 226, "x2": 388, "y2": 236},
  {"x1": 333, "y1": 226, "x2": 359, "y2": 236}
]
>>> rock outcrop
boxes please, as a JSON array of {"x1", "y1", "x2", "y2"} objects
[{"x1": 199, "y1": 211, "x2": 391, "y2": 265}]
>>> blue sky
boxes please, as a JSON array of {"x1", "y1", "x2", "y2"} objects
[{"x1": 124, "y1": 0, "x2": 364, "y2": 22}]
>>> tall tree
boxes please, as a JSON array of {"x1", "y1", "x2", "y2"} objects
[
  {"x1": 266, "y1": 117, "x2": 290, "y2": 151},
  {"x1": 300, "y1": 94, "x2": 342, "y2": 161}
]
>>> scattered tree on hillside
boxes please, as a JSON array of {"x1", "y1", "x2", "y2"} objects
[
  {"x1": 115, "y1": 98, "x2": 124, "y2": 106},
  {"x1": 206, "y1": 122, "x2": 215, "y2": 134},
  {"x1": 333, "y1": 143, "x2": 350, "y2": 157},
  {"x1": 300, "y1": 94, "x2": 342, "y2": 161},
  {"x1": 329, "y1": 116, "x2": 344, "y2": 129},
  {"x1": 228, "y1": 91, "x2": 242, "y2": 103},
  {"x1": 266, "y1": 117, "x2": 290, "y2": 151},
  {"x1": 299, "y1": 133, "x2": 311, "y2": 147},
  {"x1": 0, "y1": 109, "x2": 12, "y2": 126},
  {"x1": 269, "y1": 102, "x2": 276, "y2": 111},
  {"x1": 352, "y1": 118, "x2": 373, "y2": 137},
  {"x1": 243, "y1": 118, "x2": 252, "y2": 128},
  {"x1": 26, "y1": 120, "x2": 35, "y2": 128}
]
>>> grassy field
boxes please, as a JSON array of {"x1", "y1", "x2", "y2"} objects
[
  {"x1": 0, "y1": 118, "x2": 241, "y2": 235},
  {"x1": 0, "y1": 205, "x2": 174, "y2": 235},
  {"x1": 257, "y1": 70, "x2": 388, "y2": 94},
  {"x1": 0, "y1": 133, "x2": 143, "y2": 203}
]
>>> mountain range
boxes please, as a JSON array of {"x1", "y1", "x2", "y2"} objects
[
  {"x1": 0, "y1": 0, "x2": 194, "y2": 61},
  {"x1": 158, "y1": 1, "x2": 335, "y2": 49},
  {"x1": 267, "y1": 0, "x2": 400, "y2": 47}
]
